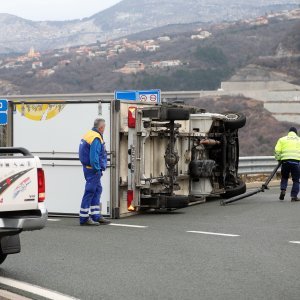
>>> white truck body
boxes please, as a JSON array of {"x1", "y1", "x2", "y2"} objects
[{"x1": 5, "y1": 95, "x2": 246, "y2": 218}]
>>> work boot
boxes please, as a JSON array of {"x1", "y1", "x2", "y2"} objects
[
  {"x1": 80, "y1": 218, "x2": 100, "y2": 226},
  {"x1": 279, "y1": 190, "x2": 285, "y2": 200},
  {"x1": 291, "y1": 197, "x2": 300, "y2": 202},
  {"x1": 98, "y1": 217, "x2": 111, "y2": 225}
]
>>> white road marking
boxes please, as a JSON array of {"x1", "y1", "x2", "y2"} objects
[
  {"x1": 47, "y1": 219, "x2": 61, "y2": 222},
  {"x1": 109, "y1": 223, "x2": 148, "y2": 228},
  {"x1": 0, "y1": 277, "x2": 79, "y2": 300},
  {"x1": 289, "y1": 241, "x2": 300, "y2": 244},
  {"x1": 0, "y1": 289, "x2": 31, "y2": 300},
  {"x1": 187, "y1": 231, "x2": 240, "y2": 237}
]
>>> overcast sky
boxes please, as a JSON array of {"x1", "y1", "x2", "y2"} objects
[{"x1": 0, "y1": 0, "x2": 122, "y2": 21}]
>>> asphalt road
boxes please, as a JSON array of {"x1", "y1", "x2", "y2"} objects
[{"x1": 1, "y1": 187, "x2": 300, "y2": 300}]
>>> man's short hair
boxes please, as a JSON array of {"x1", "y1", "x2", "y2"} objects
[{"x1": 94, "y1": 118, "x2": 105, "y2": 128}]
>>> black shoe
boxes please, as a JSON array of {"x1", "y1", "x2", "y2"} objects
[
  {"x1": 80, "y1": 219, "x2": 100, "y2": 226},
  {"x1": 279, "y1": 190, "x2": 285, "y2": 200},
  {"x1": 98, "y1": 217, "x2": 111, "y2": 225},
  {"x1": 291, "y1": 197, "x2": 300, "y2": 202}
]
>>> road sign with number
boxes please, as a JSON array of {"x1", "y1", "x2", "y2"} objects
[
  {"x1": 0, "y1": 99, "x2": 8, "y2": 125},
  {"x1": 115, "y1": 90, "x2": 161, "y2": 103}
]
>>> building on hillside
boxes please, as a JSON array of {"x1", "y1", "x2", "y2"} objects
[
  {"x1": 151, "y1": 60, "x2": 182, "y2": 68},
  {"x1": 36, "y1": 69, "x2": 55, "y2": 78},
  {"x1": 144, "y1": 44, "x2": 160, "y2": 52},
  {"x1": 17, "y1": 56, "x2": 31, "y2": 63},
  {"x1": 191, "y1": 31, "x2": 212, "y2": 40},
  {"x1": 118, "y1": 48, "x2": 126, "y2": 54},
  {"x1": 76, "y1": 46, "x2": 91, "y2": 54},
  {"x1": 28, "y1": 47, "x2": 41, "y2": 59},
  {"x1": 253, "y1": 17, "x2": 269, "y2": 25},
  {"x1": 158, "y1": 36, "x2": 171, "y2": 42},
  {"x1": 62, "y1": 47, "x2": 70, "y2": 53},
  {"x1": 1, "y1": 62, "x2": 23, "y2": 69},
  {"x1": 126, "y1": 44, "x2": 142, "y2": 52},
  {"x1": 58, "y1": 60, "x2": 71, "y2": 66},
  {"x1": 106, "y1": 53, "x2": 118, "y2": 60},
  {"x1": 115, "y1": 61, "x2": 145, "y2": 74},
  {"x1": 32, "y1": 61, "x2": 43, "y2": 69},
  {"x1": 95, "y1": 51, "x2": 107, "y2": 57}
]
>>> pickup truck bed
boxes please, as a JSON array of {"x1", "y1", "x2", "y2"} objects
[{"x1": 0, "y1": 147, "x2": 47, "y2": 265}]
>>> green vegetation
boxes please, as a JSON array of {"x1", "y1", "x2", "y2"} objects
[
  {"x1": 194, "y1": 46, "x2": 228, "y2": 65},
  {"x1": 132, "y1": 68, "x2": 231, "y2": 90}
]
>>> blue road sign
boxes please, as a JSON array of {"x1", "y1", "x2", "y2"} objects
[
  {"x1": 0, "y1": 99, "x2": 8, "y2": 125},
  {"x1": 0, "y1": 99, "x2": 8, "y2": 112},
  {"x1": 115, "y1": 90, "x2": 161, "y2": 103},
  {"x1": 0, "y1": 113, "x2": 7, "y2": 125}
]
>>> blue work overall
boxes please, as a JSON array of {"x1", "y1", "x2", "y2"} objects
[{"x1": 79, "y1": 128, "x2": 107, "y2": 224}]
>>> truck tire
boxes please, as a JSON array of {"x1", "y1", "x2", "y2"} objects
[
  {"x1": 221, "y1": 180, "x2": 246, "y2": 199},
  {"x1": 223, "y1": 112, "x2": 246, "y2": 130},
  {"x1": 165, "y1": 108, "x2": 190, "y2": 121},
  {"x1": 0, "y1": 254, "x2": 7, "y2": 265},
  {"x1": 166, "y1": 195, "x2": 189, "y2": 208}
]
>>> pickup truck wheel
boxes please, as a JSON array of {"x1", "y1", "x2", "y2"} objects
[
  {"x1": 0, "y1": 254, "x2": 7, "y2": 265},
  {"x1": 223, "y1": 112, "x2": 246, "y2": 130},
  {"x1": 221, "y1": 179, "x2": 246, "y2": 199}
]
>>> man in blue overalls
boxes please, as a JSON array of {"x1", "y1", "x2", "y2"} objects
[{"x1": 79, "y1": 118, "x2": 110, "y2": 226}]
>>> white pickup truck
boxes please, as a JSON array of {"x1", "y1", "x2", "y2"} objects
[{"x1": 0, "y1": 147, "x2": 47, "y2": 265}]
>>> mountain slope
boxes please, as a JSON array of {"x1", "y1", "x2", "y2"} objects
[
  {"x1": 0, "y1": 0, "x2": 299, "y2": 53},
  {"x1": 0, "y1": 14, "x2": 101, "y2": 54},
  {"x1": 1, "y1": 15, "x2": 299, "y2": 95}
]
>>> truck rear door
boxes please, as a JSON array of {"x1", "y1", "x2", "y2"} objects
[{"x1": 10, "y1": 101, "x2": 112, "y2": 216}]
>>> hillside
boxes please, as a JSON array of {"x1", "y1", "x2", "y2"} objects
[
  {"x1": 254, "y1": 21, "x2": 300, "y2": 85},
  {"x1": 0, "y1": 0, "x2": 298, "y2": 53},
  {"x1": 186, "y1": 96, "x2": 298, "y2": 156},
  {"x1": 0, "y1": 13, "x2": 299, "y2": 95}
]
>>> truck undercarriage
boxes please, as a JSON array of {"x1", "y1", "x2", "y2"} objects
[{"x1": 130, "y1": 104, "x2": 246, "y2": 210}]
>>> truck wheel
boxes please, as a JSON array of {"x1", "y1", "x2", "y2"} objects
[
  {"x1": 221, "y1": 180, "x2": 246, "y2": 199},
  {"x1": 165, "y1": 108, "x2": 190, "y2": 121},
  {"x1": 0, "y1": 254, "x2": 7, "y2": 265},
  {"x1": 166, "y1": 195, "x2": 189, "y2": 208},
  {"x1": 223, "y1": 112, "x2": 246, "y2": 130}
]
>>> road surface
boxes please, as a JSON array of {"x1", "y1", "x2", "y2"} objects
[{"x1": 0, "y1": 188, "x2": 300, "y2": 300}]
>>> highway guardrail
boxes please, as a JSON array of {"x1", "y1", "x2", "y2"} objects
[{"x1": 239, "y1": 156, "x2": 278, "y2": 175}]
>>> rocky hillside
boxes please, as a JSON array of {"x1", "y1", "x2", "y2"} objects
[
  {"x1": 0, "y1": 0, "x2": 298, "y2": 53},
  {"x1": 254, "y1": 21, "x2": 300, "y2": 85},
  {"x1": 1, "y1": 13, "x2": 299, "y2": 95}
]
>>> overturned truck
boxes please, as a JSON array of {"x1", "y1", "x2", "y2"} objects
[
  {"x1": 123, "y1": 103, "x2": 246, "y2": 211},
  {"x1": 7, "y1": 97, "x2": 246, "y2": 217}
]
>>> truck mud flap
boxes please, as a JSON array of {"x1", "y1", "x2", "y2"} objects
[
  {"x1": 165, "y1": 195, "x2": 189, "y2": 208},
  {"x1": 160, "y1": 107, "x2": 190, "y2": 121},
  {"x1": 141, "y1": 195, "x2": 189, "y2": 209},
  {"x1": 0, "y1": 229, "x2": 21, "y2": 255}
]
